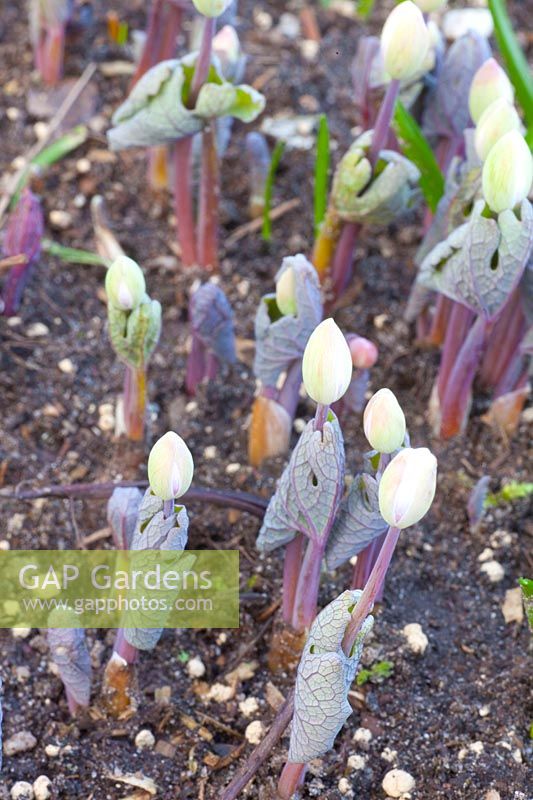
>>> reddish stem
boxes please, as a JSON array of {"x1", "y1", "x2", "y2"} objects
[
  {"x1": 437, "y1": 303, "x2": 475, "y2": 403},
  {"x1": 440, "y1": 314, "x2": 487, "y2": 438},
  {"x1": 123, "y1": 365, "x2": 147, "y2": 442},
  {"x1": 329, "y1": 221, "x2": 360, "y2": 303},
  {"x1": 291, "y1": 538, "x2": 324, "y2": 632},
  {"x1": 351, "y1": 532, "x2": 387, "y2": 600},
  {"x1": 198, "y1": 122, "x2": 220, "y2": 270},
  {"x1": 282, "y1": 534, "x2": 306, "y2": 624},
  {"x1": 189, "y1": 16, "x2": 216, "y2": 107},
  {"x1": 173, "y1": 137, "x2": 197, "y2": 267},
  {"x1": 478, "y1": 291, "x2": 523, "y2": 389},
  {"x1": 368, "y1": 79, "x2": 400, "y2": 168},
  {"x1": 428, "y1": 295, "x2": 453, "y2": 347},
  {"x1": 278, "y1": 762, "x2": 307, "y2": 799},
  {"x1": 41, "y1": 23, "x2": 65, "y2": 85},
  {"x1": 114, "y1": 628, "x2": 139, "y2": 664}
]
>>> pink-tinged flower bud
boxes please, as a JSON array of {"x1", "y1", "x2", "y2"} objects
[
  {"x1": 105, "y1": 255, "x2": 146, "y2": 311},
  {"x1": 191, "y1": 0, "x2": 233, "y2": 18},
  {"x1": 276, "y1": 266, "x2": 297, "y2": 316},
  {"x1": 414, "y1": 0, "x2": 446, "y2": 11},
  {"x1": 380, "y1": 1, "x2": 430, "y2": 81},
  {"x1": 363, "y1": 388, "x2": 406, "y2": 453},
  {"x1": 468, "y1": 58, "x2": 514, "y2": 124},
  {"x1": 213, "y1": 25, "x2": 241, "y2": 71},
  {"x1": 481, "y1": 130, "x2": 533, "y2": 213},
  {"x1": 474, "y1": 98, "x2": 521, "y2": 162},
  {"x1": 302, "y1": 319, "x2": 353, "y2": 405},
  {"x1": 148, "y1": 431, "x2": 194, "y2": 501},
  {"x1": 347, "y1": 335, "x2": 378, "y2": 369},
  {"x1": 379, "y1": 447, "x2": 437, "y2": 529}
]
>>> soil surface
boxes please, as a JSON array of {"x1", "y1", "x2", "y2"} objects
[{"x1": 0, "y1": 1, "x2": 531, "y2": 799}]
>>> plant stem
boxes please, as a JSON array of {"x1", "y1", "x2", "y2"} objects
[
  {"x1": 440, "y1": 314, "x2": 487, "y2": 438},
  {"x1": 277, "y1": 360, "x2": 303, "y2": 418},
  {"x1": 1, "y1": 256, "x2": 30, "y2": 316},
  {"x1": 291, "y1": 537, "x2": 324, "y2": 632},
  {"x1": 185, "y1": 333, "x2": 207, "y2": 395},
  {"x1": 41, "y1": 24, "x2": 65, "y2": 85},
  {"x1": 437, "y1": 303, "x2": 475, "y2": 403},
  {"x1": 428, "y1": 295, "x2": 453, "y2": 347},
  {"x1": 282, "y1": 534, "x2": 305, "y2": 624},
  {"x1": 221, "y1": 689, "x2": 296, "y2": 800},
  {"x1": 369, "y1": 79, "x2": 400, "y2": 168},
  {"x1": 329, "y1": 221, "x2": 360, "y2": 302},
  {"x1": 351, "y1": 532, "x2": 386, "y2": 594},
  {"x1": 311, "y1": 205, "x2": 342, "y2": 281},
  {"x1": 173, "y1": 137, "x2": 197, "y2": 267},
  {"x1": 189, "y1": 16, "x2": 216, "y2": 107},
  {"x1": 278, "y1": 762, "x2": 307, "y2": 799},
  {"x1": 342, "y1": 525, "x2": 401, "y2": 656},
  {"x1": 314, "y1": 403, "x2": 329, "y2": 432},
  {"x1": 123, "y1": 365, "x2": 147, "y2": 442},
  {"x1": 114, "y1": 628, "x2": 138, "y2": 664},
  {"x1": 478, "y1": 290, "x2": 523, "y2": 389},
  {"x1": 197, "y1": 122, "x2": 219, "y2": 270}
]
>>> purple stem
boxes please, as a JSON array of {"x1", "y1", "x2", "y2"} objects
[
  {"x1": 173, "y1": 137, "x2": 197, "y2": 267},
  {"x1": 114, "y1": 628, "x2": 139, "y2": 664},
  {"x1": 186, "y1": 334, "x2": 207, "y2": 395},
  {"x1": 494, "y1": 351, "x2": 526, "y2": 398},
  {"x1": 282, "y1": 533, "x2": 306, "y2": 624},
  {"x1": 351, "y1": 531, "x2": 387, "y2": 599},
  {"x1": 65, "y1": 689, "x2": 81, "y2": 716},
  {"x1": 478, "y1": 291, "x2": 523, "y2": 389},
  {"x1": 197, "y1": 122, "x2": 220, "y2": 270},
  {"x1": 189, "y1": 16, "x2": 216, "y2": 107},
  {"x1": 206, "y1": 351, "x2": 219, "y2": 381},
  {"x1": 440, "y1": 314, "x2": 487, "y2": 439},
  {"x1": 291, "y1": 538, "x2": 325, "y2": 632},
  {"x1": 437, "y1": 303, "x2": 475, "y2": 403},
  {"x1": 342, "y1": 526, "x2": 401, "y2": 656},
  {"x1": 368, "y1": 79, "x2": 400, "y2": 168},
  {"x1": 329, "y1": 221, "x2": 360, "y2": 304},
  {"x1": 1, "y1": 257, "x2": 30, "y2": 317},
  {"x1": 314, "y1": 403, "x2": 329, "y2": 432},
  {"x1": 276, "y1": 360, "x2": 303, "y2": 418},
  {"x1": 163, "y1": 499, "x2": 174, "y2": 518},
  {"x1": 278, "y1": 762, "x2": 307, "y2": 799}
]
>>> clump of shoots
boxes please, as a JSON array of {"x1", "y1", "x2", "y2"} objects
[
  {"x1": 186, "y1": 282, "x2": 236, "y2": 395},
  {"x1": 1, "y1": 188, "x2": 44, "y2": 317},
  {"x1": 246, "y1": 132, "x2": 271, "y2": 220},
  {"x1": 29, "y1": 0, "x2": 70, "y2": 85},
  {"x1": 102, "y1": 431, "x2": 194, "y2": 717},
  {"x1": 105, "y1": 255, "x2": 162, "y2": 441}
]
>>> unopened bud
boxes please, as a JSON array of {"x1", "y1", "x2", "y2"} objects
[
  {"x1": 468, "y1": 58, "x2": 514, "y2": 124},
  {"x1": 105, "y1": 255, "x2": 146, "y2": 310},
  {"x1": 276, "y1": 266, "x2": 297, "y2": 316},
  {"x1": 191, "y1": 0, "x2": 233, "y2": 18},
  {"x1": 474, "y1": 98, "x2": 521, "y2": 162},
  {"x1": 147, "y1": 431, "x2": 194, "y2": 501},
  {"x1": 347, "y1": 335, "x2": 378, "y2": 369},
  {"x1": 302, "y1": 319, "x2": 353, "y2": 405},
  {"x1": 380, "y1": 1, "x2": 430, "y2": 81},
  {"x1": 378, "y1": 447, "x2": 437, "y2": 529},
  {"x1": 363, "y1": 388, "x2": 406, "y2": 453},
  {"x1": 481, "y1": 130, "x2": 533, "y2": 213},
  {"x1": 332, "y1": 149, "x2": 372, "y2": 210},
  {"x1": 414, "y1": 0, "x2": 447, "y2": 11},
  {"x1": 213, "y1": 25, "x2": 241, "y2": 77}
]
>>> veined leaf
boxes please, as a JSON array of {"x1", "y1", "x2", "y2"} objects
[
  {"x1": 314, "y1": 114, "x2": 330, "y2": 237},
  {"x1": 488, "y1": 0, "x2": 533, "y2": 131},
  {"x1": 392, "y1": 100, "x2": 445, "y2": 213}
]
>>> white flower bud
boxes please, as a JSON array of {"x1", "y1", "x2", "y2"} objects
[
  {"x1": 378, "y1": 447, "x2": 437, "y2": 529},
  {"x1": 363, "y1": 388, "x2": 406, "y2": 453},
  {"x1": 380, "y1": 1, "x2": 430, "y2": 81},
  {"x1": 469, "y1": 58, "x2": 514, "y2": 124},
  {"x1": 482, "y1": 130, "x2": 533, "y2": 213},
  {"x1": 105, "y1": 255, "x2": 146, "y2": 310},
  {"x1": 276, "y1": 267, "x2": 297, "y2": 316},
  {"x1": 302, "y1": 319, "x2": 353, "y2": 405},
  {"x1": 147, "y1": 431, "x2": 194, "y2": 501},
  {"x1": 474, "y1": 98, "x2": 521, "y2": 162},
  {"x1": 191, "y1": 0, "x2": 233, "y2": 18},
  {"x1": 414, "y1": 0, "x2": 446, "y2": 11}
]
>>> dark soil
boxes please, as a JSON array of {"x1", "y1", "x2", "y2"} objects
[{"x1": 0, "y1": 1, "x2": 531, "y2": 799}]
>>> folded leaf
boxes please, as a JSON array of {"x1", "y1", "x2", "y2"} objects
[
  {"x1": 107, "y1": 487, "x2": 143, "y2": 550},
  {"x1": 419, "y1": 198, "x2": 533, "y2": 320},
  {"x1": 288, "y1": 590, "x2": 374, "y2": 763},
  {"x1": 256, "y1": 415, "x2": 345, "y2": 552},
  {"x1": 108, "y1": 297, "x2": 162, "y2": 369},
  {"x1": 108, "y1": 55, "x2": 265, "y2": 150},
  {"x1": 325, "y1": 474, "x2": 388, "y2": 570},
  {"x1": 47, "y1": 624, "x2": 92, "y2": 707},
  {"x1": 190, "y1": 282, "x2": 236, "y2": 364},
  {"x1": 254, "y1": 254, "x2": 322, "y2": 388}
]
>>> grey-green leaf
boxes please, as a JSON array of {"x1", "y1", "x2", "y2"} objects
[
  {"x1": 256, "y1": 416, "x2": 345, "y2": 552},
  {"x1": 288, "y1": 590, "x2": 374, "y2": 763}
]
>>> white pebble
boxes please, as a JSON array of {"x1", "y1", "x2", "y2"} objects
[
  {"x1": 49, "y1": 210, "x2": 72, "y2": 229},
  {"x1": 203, "y1": 446, "x2": 217, "y2": 460},
  {"x1": 478, "y1": 547, "x2": 494, "y2": 562},
  {"x1": 237, "y1": 279, "x2": 250, "y2": 297},
  {"x1": 10, "y1": 782, "x2": 34, "y2": 800},
  {"x1": 225, "y1": 462, "x2": 241, "y2": 475},
  {"x1": 293, "y1": 418, "x2": 306, "y2": 433},
  {"x1": 480, "y1": 560, "x2": 505, "y2": 583},
  {"x1": 347, "y1": 753, "x2": 367, "y2": 770},
  {"x1": 382, "y1": 769, "x2": 416, "y2": 798},
  {"x1": 185, "y1": 401, "x2": 198, "y2": 413},
  {"x1": 33, "y1": 776, "x2": 52, "y2": 800},
  {"x1": 187, "y1": 656, "x2": 206, "y2": 678},
  {"x1": 338, "y1": 777, "x2": 351, "y2": 795},
  {"x1": 501, "y1": 587, "x2": 524, "y2": 624},
  {"x1": 353, "y1": 727, "x2": 372, "y2": 746},
  {"x1": 479, "y1": 705, "x2": 490, "y2": 717},
  {"x1": 239, "y1": 697, "x2": 259, "y2": 718},
  {"x1": 76, "y1": 158, "x2": 91, "y2": 174},
  {"x1": 4, "y1": 731, "x2": 37, "y2": 756},
  {"x1": 381, "y1": 747, "x2": 397, "y2": 763},
  {"x1": 0, "y1": 540, "x2": 10, "y2": 550},
  {"x1": 485, "y1": 792, "x2": 500, "y2": 800},
  {"x1": 402, "y1": 623, "x2": 429, "y2": 655},
  {"x1": 44, "y1": 744, "x2": 60, "y2": 758},
  {"x1": 12, "y1": 627, "x2": 31, "y2": 639},
  {"x1": 58, "y1": 358, "x2": 76, "y2": 374},
  {"x1": 26, "y1": 322, "x2": 49, "y2": 337},
  {"x1": 244, "y1": 720, "x2": 265, "y2": 745},
  {"x1": 134, "y1": 729, "x2": 155, "y2": 751},
  {"x1": 206, "y1": 682, "x2": 234, "y2": 702},
  {"x1": 6, "y1": 107, "x2": 20, "y2": 121}
]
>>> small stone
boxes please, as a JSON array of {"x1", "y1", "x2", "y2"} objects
[
  {"x1": 187, "y1": 657, "x2": 206, "y2": 679},
  {"x1": 203, "y1": 446, "x2": 217, "y2": 460},
  {"x1": 244, "y1": 721, "x2": 265, "y2": 745},
  {"x1": 374, "y1": 313, "x2": 388, "y2": 330},
  {"x1": 470, "y1": 740, "x2": 484, "y2": 755},
  {"x1": 15, "y1": 666, "x2": 30, "y2": 683},
  {"x1": 76, "y1": 158, "x2": 91, "y2": 174},
  {"x1": 185, "y1": 401, "x2": 198, "y2": 413},
  {"x1": 239, "y1": 697, "x2": 259, "y2": 718},
  {"x1": 278, "y1": 13, "x2": 300, "y2": 39},
  {"x1": 0, "y1": 540, "x2": 10, "y2": 551},
  {"x1": 294, "y1": 418, "x2": 306, "y2": 434},
  {"x1": 206, "y1": 683, "x2": 235, "y2": 702},
  {"x1": 49, "y1": 210, "x2": 72, "y2": 229},
  {"x1": 338, "y1": 777, "x2": 351, "y2": 795},
  {"x1": 402, "y1": 623, "x2": 429, "y2": 655},
  {"x1": 265, "y1": 681, "x2": 285, "y2": 711},
  {"x1": 6, "y1": 107, "x2": 20, "y2": 121},
  {"x1": 225, "y1": 462, "x2": 241, "y2": 475},
  {"x1": 300, "y1": 40, "x2": 320, "y2": 61},
  {"x1": 236, "y1": 280, "x2": 249, "y2": 298},
  {"x1": 489, "y1": 530, "x2": 512, "y2": 548},
  {"x1": 485, "y1": 792, "x2": 500, "y2": 800},
  {"x1": 12, "y1": 627, "x2": 31, "y2": 639},
  {"x1": 347, "y1": 754, "x2": 367, "y2": 770},
  {"x1": 26, "y1": 322, "x2": 49, "y2": 337},
  {"x1": 501, "y1": 587, "x2": 524, "y2": 624},
  {"x1": 33, "y1": 122, "x2": 49, "y2": 140},
  {"x1": 8, "y1": 513, "x2": 25, "y2": 534},
  {"x1": 382, "y1": 769, "x2": 415, "y2": 798},
  {"x1": 44, "y1": 744, "x2": 60, "y2": 758},
  {"x1": 32, "y1": 776, "x2": 52, "y2": 800},
  {"x1": 381, "y1": 747, "x2": 397, "y2": 763},
  {"x1": 10, "y1": 783, "x2": 33, "y2": 800},
  {"x1": 98, "y1": 402, "x2": 115, "y2": 432},
  {"x1": 135, "y1": 729, "x2": 155, "y2": 751},
  {"x1": 353, "y1": 727, "x2": 372, "y2": 746},
  {"x1": 4, "y1": 731, "x2": 37, "y2": 756},
  {"x1": 479, "y1": 705, "x2": 490, "y2": 717},
  {"x1": 480, "y1": 560, "x2": 505, "y2": 582},
  {"x1": 154, "y1": 686, "x2": 171, "y2": 706},
  {"x1": 58, "y1": 358, "x2": 76, "y2": 374},
  {"x1": 478, "y1": 547, "x2": 494, "y2": 562}
]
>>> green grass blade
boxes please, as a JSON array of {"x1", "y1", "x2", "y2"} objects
[
  {"x1": 262, "y1": 140, "x2": 286, "y2": 242},
  {"x1": 356, "y1": 0, "x2": 375, "y2": 20},
  {"x1": 313, "y1": 114, "x2": 330, "y2": 237},
  {"x1": 488, "y1": 0, "x2": 533, "y2": 129},
  {"x1": 42, "y1": 239, "x2": 106, "y2": 266},
  {"x1": 392, "y1": 100, "x2": 445, "y2": 213}
]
